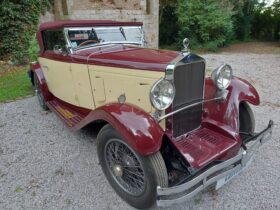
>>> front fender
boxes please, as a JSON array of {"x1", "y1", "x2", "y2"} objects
[
  {"x1": 203, "y1": 77, "x2": 260, "y2": 137},
  {"x1": 80, "y1": 103, "x2": 164, "y2": 156}
]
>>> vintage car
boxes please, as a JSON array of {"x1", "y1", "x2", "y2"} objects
[{"x1": 29, "y1": 20, "x2": 273, "y2": 209}]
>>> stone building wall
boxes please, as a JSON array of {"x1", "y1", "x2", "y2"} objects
[{"x1": 40, "y1": 0, "x2": 159, "y2": 48}]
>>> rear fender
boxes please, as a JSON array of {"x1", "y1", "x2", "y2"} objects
[
  {"x1": 81, "y1": 103, "x2": 164, "y2": 156},
  {"x1": 203, "y1": 77, "x2": 260, "y2": 137},
  {"x1": 31, "y1": 62, "x2": 52, "y2": 102}
]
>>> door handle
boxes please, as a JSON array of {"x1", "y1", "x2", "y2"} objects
[{"x1": 42, "y1": 65, "x2": 49, "y2": 70}]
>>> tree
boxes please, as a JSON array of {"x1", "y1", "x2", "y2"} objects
[
  {"x1": 159, "y1": 0, "x2": 178, "y2": 46},
  {"x1": 176, "y1": 0, "x2": 234, "y2": 51},
  {"x1": 272, "y1": 0, "x2": 280, "y2": 40},
  {"x1": 251, "y1": 0, "x2": 280, "y2": 40},
  {"x1": 230, "y1": 0, "x2": 260, "y2": 40}
]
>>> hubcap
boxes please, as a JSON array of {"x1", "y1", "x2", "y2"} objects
[
  {"x1": 104, "y1": 139, "x2": 146, "y2": 196},
  {"x1": 113, "y1": 165, "x2": 123, "y2": 177}
]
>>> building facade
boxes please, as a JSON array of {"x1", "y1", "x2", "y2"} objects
[{"x1": 40, "y1": 0, "x2": 159, "y2": 48}]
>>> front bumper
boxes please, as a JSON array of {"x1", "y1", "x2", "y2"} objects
[{"x1": 157, "y1": 120, "x2": 274, "y2": 207}]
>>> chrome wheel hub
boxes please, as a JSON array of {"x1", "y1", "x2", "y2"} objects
[{"x1": 113, "y1": 165, "x2": 123, "y2": 177}]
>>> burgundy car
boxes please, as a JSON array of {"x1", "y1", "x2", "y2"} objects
[{"x1": 29, "y1": 20, "x2": 273, "y2": 209}]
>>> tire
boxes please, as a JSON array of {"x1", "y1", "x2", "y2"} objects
[
  {"x1": 97, "y1": 124, "x2": 168, "y2": 209},
  {"x1": 239, "y1": 102, "x2": 255, "y2": 136},
  {"x1": 34, "y1": 75, "x2": 48, "y2": 110}
]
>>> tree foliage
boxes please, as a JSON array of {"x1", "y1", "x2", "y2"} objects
[
  {"x1": 176, "y1": 0, "x2": 234, "y2": 51},
  {"x1": 159, "y1": 0, "x2": 178, "y2": 47},
  {"x1": 0, "y1": 0, "x2": 53, "y2": 64},
  {"x1": 230, "y1": 0, "x2": 259, "y2": 40},
  {"x1": 159, "y1": 0, "x2": 280, "y2": 50},
  {"x1": 252, "y1": 0, "x2": 280, "y2": 40}
]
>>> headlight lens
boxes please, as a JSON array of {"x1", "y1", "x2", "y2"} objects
[
  {"x1": 211, "y1": 64, "x2": 233, "y2": 90},
  {"x1": 150, "y1": 78, "x2": 175, "y2": 110}
]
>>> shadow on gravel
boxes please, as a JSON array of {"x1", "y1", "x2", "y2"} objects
[{"x1": 80, "y1": 121, "x2": 108, "y2": 141}]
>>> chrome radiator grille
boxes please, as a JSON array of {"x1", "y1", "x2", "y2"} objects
[{"x1": 172, "y1": 61, "x2": 205, "y2": 137}]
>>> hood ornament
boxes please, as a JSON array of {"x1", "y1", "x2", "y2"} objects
[{"x1": 182, "y1": 38, "x2": 190, "y2": 54}]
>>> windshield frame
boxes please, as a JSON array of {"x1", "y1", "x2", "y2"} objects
[{"x1": 64, "y1": 26, "x2": 145, "y2": 52}]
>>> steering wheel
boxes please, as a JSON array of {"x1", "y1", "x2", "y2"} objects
[{"x1": 77, "y1": 39, "x2": 98, "y2": 47}]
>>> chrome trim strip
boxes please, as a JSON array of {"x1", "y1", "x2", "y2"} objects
[
  {"x1": 158, "y1": 90, "x2": 227, "y2": 122},
  {"x1": 156, "y1": 120, "x2": 274, "y2": 207}
]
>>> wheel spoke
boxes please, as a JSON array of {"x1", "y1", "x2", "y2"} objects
[
  {"x1": 122, "y1": 167, "x2": 144, "y2": 178},
  {"x1": 121, "y1": 165, "x2": 141, "y2": 168},
  {"x1": 105, "y1": 139, "x2": 146, "y2": 196},
  {"x1": 123, "y1": 172, "x2": 144, "y2": 186}
]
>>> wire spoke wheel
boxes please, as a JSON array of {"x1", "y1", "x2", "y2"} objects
[
  {"x1": 35, "y1": 79, "x2": 43, "y2": 104},
  {"x1": 97, "y1": 125, "x2": 168, "y2": 209},
  {"x1": 34, "y1": 76, "x2": 48, "y2": 110},
  {"x1": 104, "y1": 139, "x2": 145, "y2": 196}
]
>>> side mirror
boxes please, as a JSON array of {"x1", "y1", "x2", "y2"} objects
[{"x1": 53, "y1": 45, "x2": 68, "y2": 56}]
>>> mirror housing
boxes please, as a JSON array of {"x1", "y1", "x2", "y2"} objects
[{"x1": 53, "y1": 45, "x2": 68, "y2": 56}]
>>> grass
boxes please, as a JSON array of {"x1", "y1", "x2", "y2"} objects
[
  {"x1": 15, "y1": 186, "x2": 23, "y2": 193},
  {"x1": 0, "y1": 62, "x2": 33, "y2": 102}
]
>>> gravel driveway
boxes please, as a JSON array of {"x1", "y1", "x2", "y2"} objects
[{"x1": 0, "y1": 53, "x2": 279, "y2": 210}]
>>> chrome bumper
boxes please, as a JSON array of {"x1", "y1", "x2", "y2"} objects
[{"x1": 157, "y1": 120, "x2": 274, "y2": 207}]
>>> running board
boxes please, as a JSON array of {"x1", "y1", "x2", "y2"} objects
[{"x1": 46, "y1": 99, "x2": 89, "y2": 130}]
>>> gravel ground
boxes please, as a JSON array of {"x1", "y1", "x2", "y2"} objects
[{"x1": 0, "y1": 53, "x2": 279, "y2": 210}]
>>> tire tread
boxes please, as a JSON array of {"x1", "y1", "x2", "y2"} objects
[{"x1": 149, "y1": 152, "x2": 168, "y2": 188}]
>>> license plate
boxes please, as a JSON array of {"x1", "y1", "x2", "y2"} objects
[{"x1": 215, "y1": 158, "x2": 253, "y2": 190}]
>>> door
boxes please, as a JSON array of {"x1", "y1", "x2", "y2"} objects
[{"x1": 38, "y1": 29, "x2": 78, "y2": 106}]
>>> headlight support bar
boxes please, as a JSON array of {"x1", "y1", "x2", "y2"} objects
[{"x1": 157, "y1": 90, "x2": 228, "y2": 122}]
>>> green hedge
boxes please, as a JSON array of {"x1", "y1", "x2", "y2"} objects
[{"x1": 0, "y1": 0, "x2": 53, "y2": 64}]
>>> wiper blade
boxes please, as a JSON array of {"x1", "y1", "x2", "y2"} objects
[{"x1": 120, "y1": 27, "x2": 127, "y2": 40}]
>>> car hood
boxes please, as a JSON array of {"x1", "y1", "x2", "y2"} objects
[{"x1": 72, "y1": 44, "x2": 180, "y2": 72}]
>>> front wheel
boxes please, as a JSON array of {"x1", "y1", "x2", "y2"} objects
[
  {"x1": 97, "y1": 125, "x2": 168, "y2": 209},
  {"x1": 239, "y1": 102, "x2": 255, "y2": 141}
]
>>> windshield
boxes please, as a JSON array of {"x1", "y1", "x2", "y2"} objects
[{"x1": 66, "y1": 26, "x2": 143, "y2": 50}]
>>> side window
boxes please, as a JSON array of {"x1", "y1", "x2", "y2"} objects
[{"x1": 43, "y1": 30, "x2": 67, "y2": 52}]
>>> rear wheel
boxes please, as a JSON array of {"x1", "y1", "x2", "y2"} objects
[
  {"x1": 34, "y1": 75, "x2": 48, "y2": 110},
  {"x1": 97, "y1": 125, "x2": 168, "y2": 209}
]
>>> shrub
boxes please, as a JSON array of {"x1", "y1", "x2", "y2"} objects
[
  {"x1": 28, "y1": 35, "x2": 40, "y2": 62},
  {"x1": 0, "y1": 0, "x2": 52, "y2": 64},
  {"x1": 176, "y1": 0, "x2": 234, "y2": 51}
]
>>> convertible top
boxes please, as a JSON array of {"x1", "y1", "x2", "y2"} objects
[
  {"x1": 39, "y1": 20, "x2": 143, "y2": 32},
  {"x1": 37, "y1": 19, "x2": 143, "y2": 56}
]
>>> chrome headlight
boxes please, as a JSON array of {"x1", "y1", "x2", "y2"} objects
[
  {"x1": 211, "y1": 64, "x2": 233, "y2": 90},
  {"x1": 150, "y1": 78, "x2": 175, "y2": 111}
]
